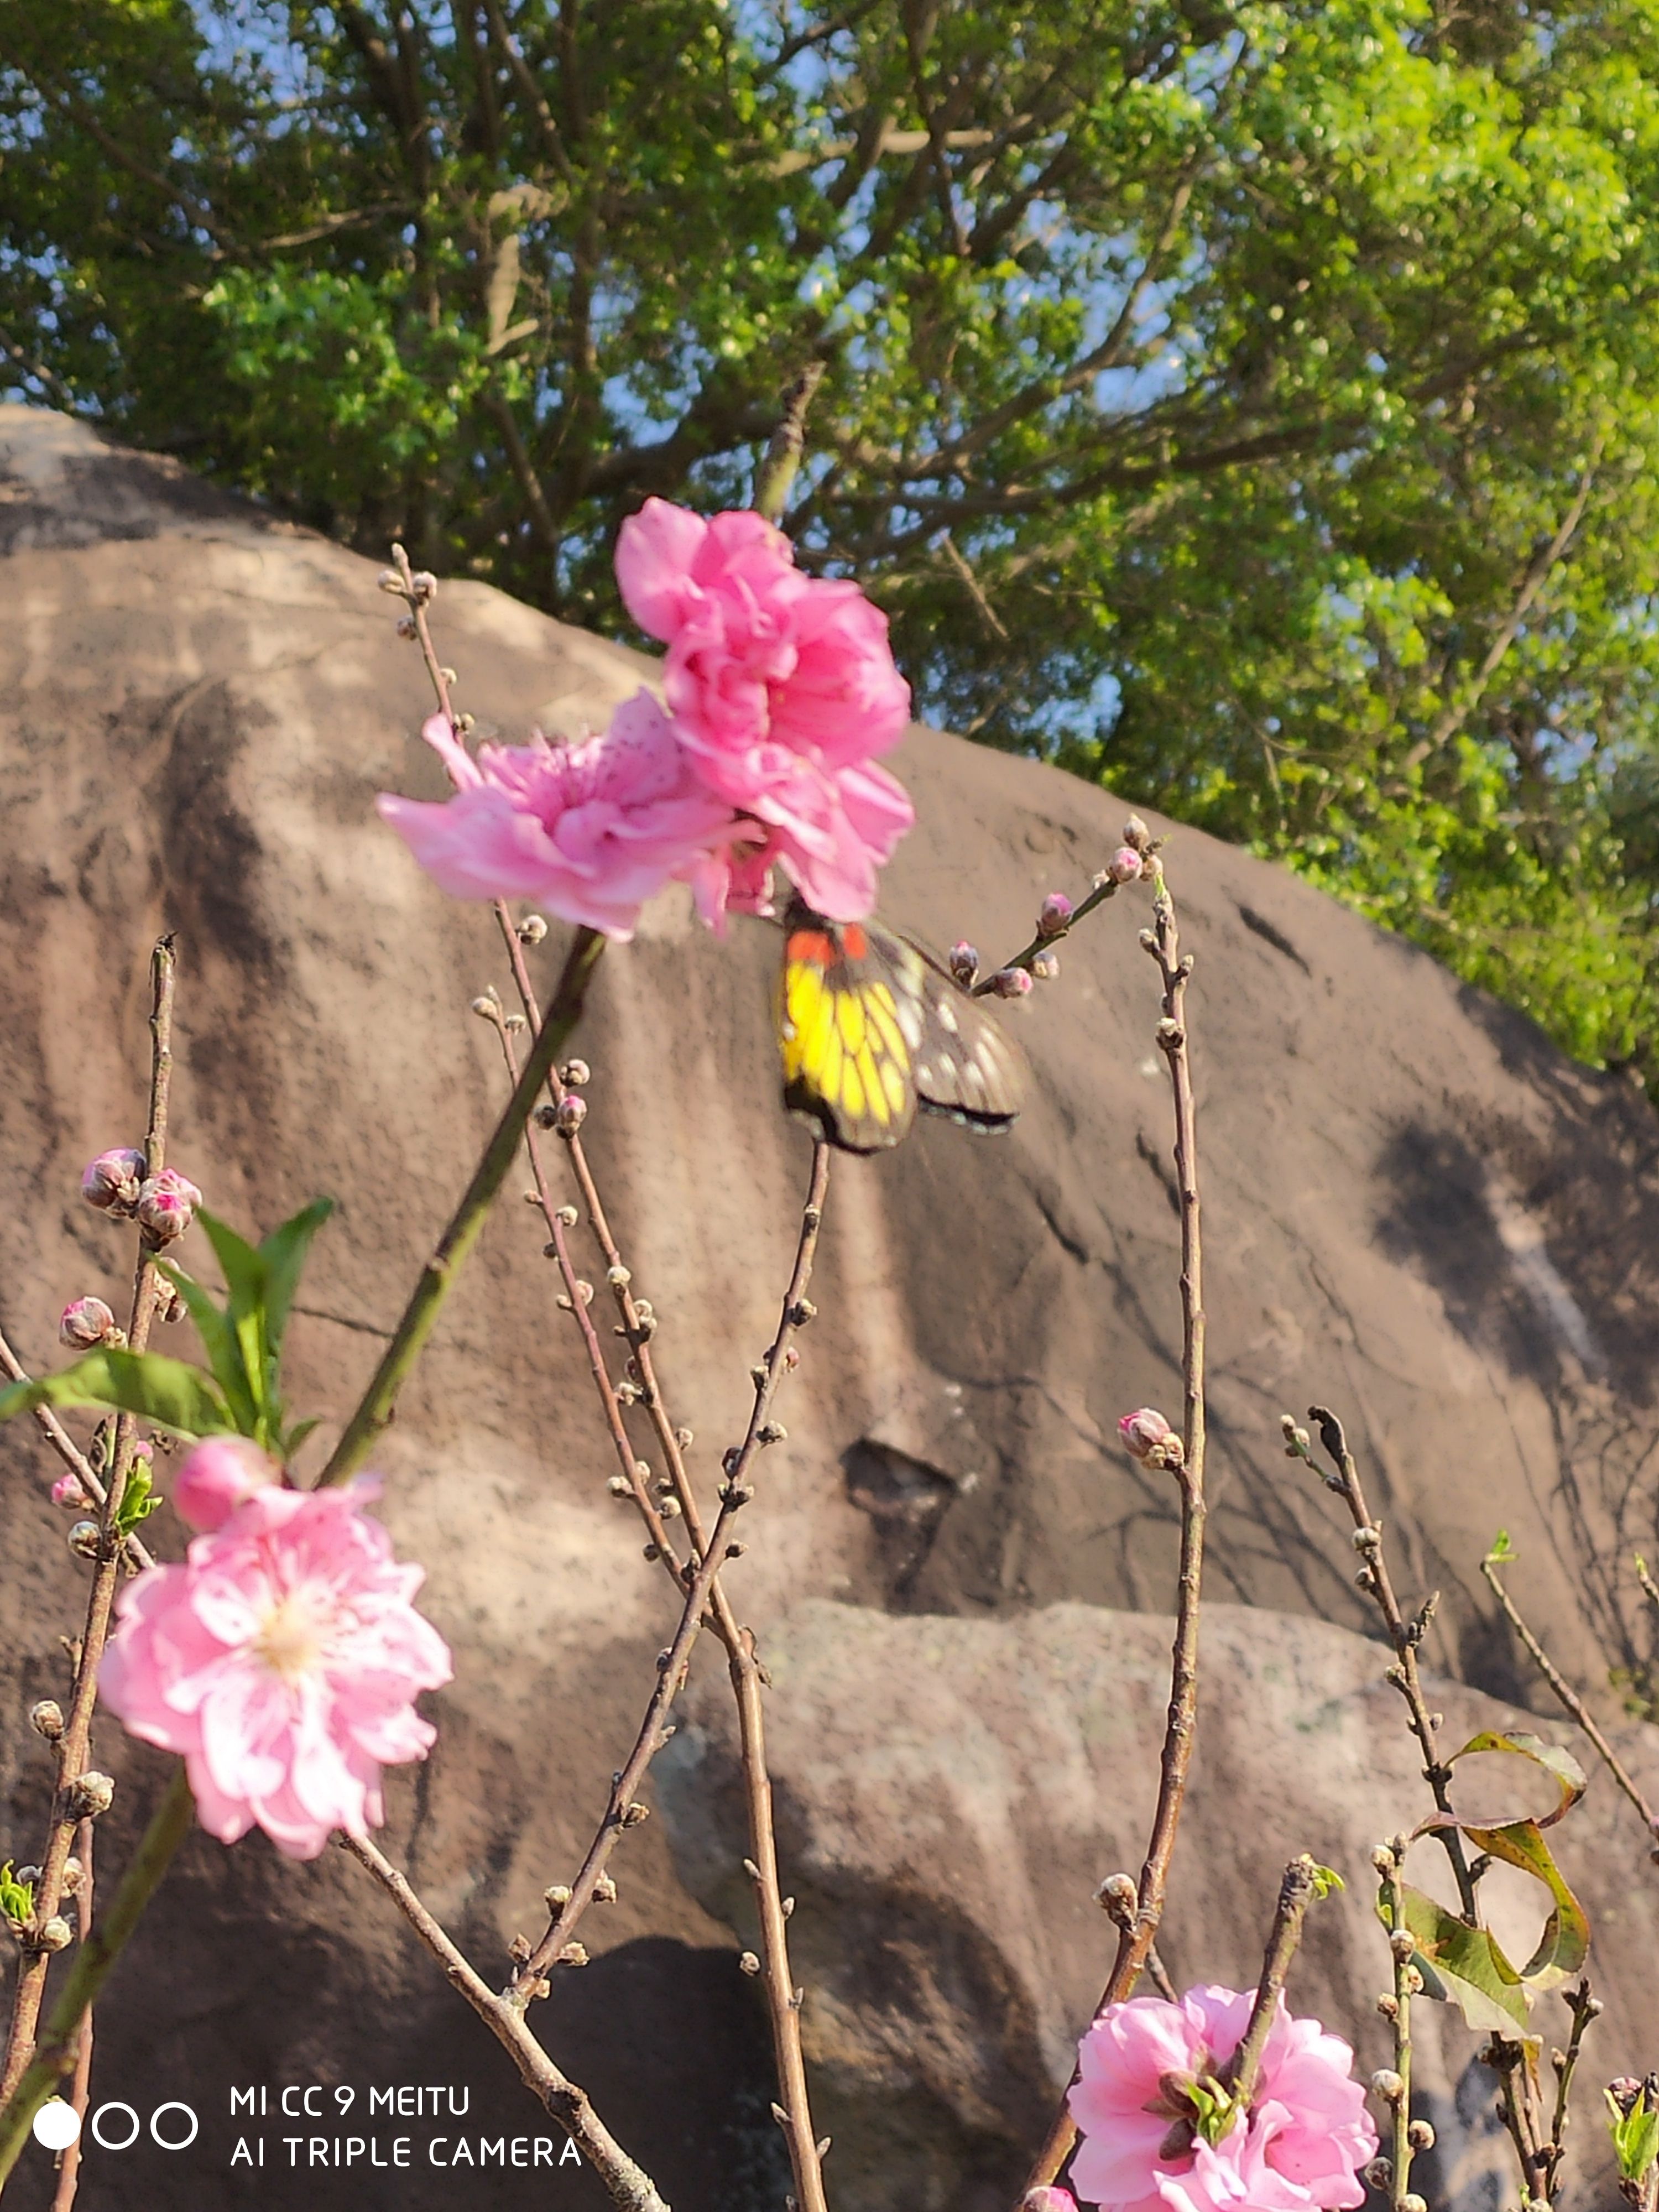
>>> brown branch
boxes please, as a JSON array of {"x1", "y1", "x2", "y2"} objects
[
  {"x1": 1538, "y1": 1980, "x2": 1599, "y2": 2205},
  {"x1": 1481, "y1": 1552, "x2": 1659, "y2": 1845},
  {"x1": 1374, "y1": 1842, "x2": 1418, "y2": 2212},
  {"x1": 1019, "y1": 855, "x2": 1208, "y2": 2200},
  {"x1": 0, "y1": 937, "x2": 176, "y2": 2106},
  {"x1": 0, "y1": 1332, "x2": 153, "y2": 1574},
  {"x1": 338, "y1": 1836, "x2": 670, "y2": 2212},
  {"x1": 1222, "y1": 1856, "x2": 1321, "y2": 2110},
  {"x1": 45, "y1": 1824, "x2": 93, "y2": 2212},
  {"x1": 754, "y1": 362, "x2": 829, "y2": 525},
  {"x1": 1401, "y1": 430, "x2": 1605, "y2": 771}
]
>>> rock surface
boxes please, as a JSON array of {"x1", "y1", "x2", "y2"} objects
[{"x1": 0, "y1": 401, "x2": 1655, "y2": 2209}]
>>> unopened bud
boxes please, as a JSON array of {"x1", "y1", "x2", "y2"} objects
[
  {"x1": 60, "y1": 1856, "x2": 84, "y2": 1898},
  {"x1": 1363, "y1": 2159, "x2": 1393, "y2": 2192},
  {"x1": 29, "y1": 1701, "x2": 64, "y2": 1741},
  {"x1": 1123, "y1": 814, "x2": 1152, "y2": 852},
  {"x1": 1107, "y1": 845, "x2": 1144, "y2": 885},
  {"x1": 1399, "y1": 2198, "x2": 1428, "y2": 2212},
  {"x1": 1608, "y1": 2078, "x2": 1644, "y2": 2115},
  {"x1": 620, "y1": 1801, "x2": 650, "y2": 1827},
  {"x1": 560, "y1": 1060, "x2": 591, "y2": 1088},
  {"x1": 1023, "y1": 2192, "x2": 1078, "y2": 2212},
  {"x1": 377, "y1": 567, "x2": 405, "y2": 595},
  {"x1": 68, "y1": 1772, "x2": 114, "y2": 1819},
  {"x1": 408, "y1": 570, "x2": 437, "y2": 604},
  {"x1": 471, "y1": 995, "x2": 498, "y2": 1019},
  {"x1": 949, "y1": 942, "x2": 979, "y2": 987},
  {"x1": 34, "y1": 1917, "x2": 72, "y2": 1953},
  {"x1": 50, "y1": 1474, "x2": 90, "y2": 1511},
  {"x1": 739, "y1": 1951, "x2": 760, "y2": 1975},
  {"x1": 554, "y1": 1095, "x2": 587, "y2": 1137},
  {"x1": 67, "y1": 1521, "x2": 101, "y2": 1559},
  {"x1": 1030, "y1": 949, "x2": 1060, "y2": 981},
  {"x1": 155, "y1": 1281, "x2": 187, "y2": 1325},
  {"x1": 80, "y1": 1148, "x2": 147, "y2": 1215},
  {"x1": 518, "y1": 914, "x2": 548, "y2": 943},
  {"x1": 1037, "y1": 893, "x2": 1074, "y2": 938},
  {"x1": 988, "y1": 967, "x2": 1034, "y2": 999},
  {"x1": 593, "y1": 1875, "x2": 617, "y2": 1903},
  {"x1": 1407, "y1": 2121, "x2": 1435, "y2": 2151},
  {"x1": 1370, "y1": 2070, "x2": 1405, "y2": 2104},
  {"x1": 1390, "y1": 1929, "x2": 1416, "y2": 1962},
  {"x1": 544, "y1": 1884, "x2": 572, "y2": 1909},
  {"x1": 59, "y1": 1297, "x2": 121, "y2": 1352},
  {"x1": 135, "y1": 1168, "x2": 201, "y2": 1243},
  {"x1": 607, "y1": 1265, "x2": 632, "y2": 1288},
  {"x1": 1118, "y1": 1408, "x2": 1183, "y2": 1468}
]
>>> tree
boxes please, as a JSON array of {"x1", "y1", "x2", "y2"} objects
[{"x1": 4, "y1": 0, "x2": 1658, "y2": 1084}]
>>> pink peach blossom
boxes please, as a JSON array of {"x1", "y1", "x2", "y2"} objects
[
  {"x1": 171, "y1": 1437, "x2": 281, "y2": 1532},
  {"x1": 59, "y1": 1297, "x2": 121, "y2": 1352},
  {"x1": 100, "y1": 1478, "x2": 452, "y2": 1860},
  {"x1": 1069, "y1": 1985, "x2": 1375, "y2": 2212},
  {"x1": 378, "y1": 694, "x2": 758, "y2": 938},
  {"x1": 616, "y1": 498, "x2": 914, "y2": 919}
]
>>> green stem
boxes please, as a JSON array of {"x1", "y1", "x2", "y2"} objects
[
  {"x1": 0, "y1": 1767, "x2": 195, "y2": 2194},
  {"x1": 320, "y1": 926, "x2": 606, "y2": 1486}
]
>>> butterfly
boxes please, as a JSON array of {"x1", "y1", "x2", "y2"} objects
[{"x1": 776, "y1": 898, "x2": 1030, "y2": 1153}]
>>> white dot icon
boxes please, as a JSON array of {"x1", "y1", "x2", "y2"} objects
[{"x1": 32, "y1": 2100, "x2": 81, "y2": 2152}]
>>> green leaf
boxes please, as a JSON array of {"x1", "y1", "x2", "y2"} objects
[
  {"x1": 1395, "y1": 1885, "x2": 1530, "y2": 2034},
  {"x1": 1443, "y1": 1729, "x2": 1588, "y2": 1828},
  {"x1": 258, "y1": 1199, "x2": 333, "y2": 1365},
  {"x1": 1307, "y1": 1863, "x2": 1345, "y2": 1899},
  {"x1": 197, "y1": 1209, "x2": 272, "y2": 1421},
  {"x1": 0, "y1": 1349, "x2": 232, "y2": 1440},
  {"x1": 1486, "y1": 1529, "x2": 1516, "y2": 1564},
  {"x1": 154, "y1": 1259, "x2": 258, "y2": 1434},
  {"x1": 1462, "y1": 1820, "x2": 1590, "y2": 1992},
  {"x1": 1608, "y1": 2094, "x2": 1659, "y2": 2183},
  {"x1": 281, "y1": 1415, "x2": 321, "y2": 1458},
  {"x1": 0, "y1": 1863, "x2": 34, "y2": 1928}
]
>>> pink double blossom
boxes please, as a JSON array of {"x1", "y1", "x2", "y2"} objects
[
  {"x1": 1068, "y1": 1985, "x2": 1375, "y2": 2212},
  {"x1": 378, "y1": 694, "x2": 757, "y2": 940},
  {"x1": 616, "y1": 499, "x2": 914, "y2": 920},
  {"x1": 100, "y1": 1442, "x2": 452, "y2": 1860}
]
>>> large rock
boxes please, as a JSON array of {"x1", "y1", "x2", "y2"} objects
[
  {"x1": 0, "y1": 401, "x2": 1656, "y2": 2209},
  {"x1": 663, "y1": 1600, "x2": 1659, "y2": 2212}
]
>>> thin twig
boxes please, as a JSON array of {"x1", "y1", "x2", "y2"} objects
[
  {"x1": 1375, "y1": 1843, "x2": 1418, "y2": 2212},
  {"x1": 0, "y1": 1331, "x2": 153, "y2": 1573},
  {"x1": 1019, "y1": 855, "x2": 1208, "y2": 2200},
  {"x1": 46, "y1": 1823, "x2": 93, "y2": 2212},
  {"x1": 1292, "y1": 1411, "x2": 1479, "y2": 1917},
  {"x1": 0, "y1": 1767, "x2": 195, "y2": 2190},
  {"x1": 1481, "y1": 1553, "x2": 1659, "y2": 1845},
  {"x1": 1, "y1": 939, "x2": 175, "y2": 2106},
  {"x1": 1223, "y1": 1856, "x2": 1321, "y2": 2108},
  {"x1": 1538, "y1": 1980, "x2": 1599, "y2": 2204},
  {"x1": 340, "y1": 1834, "x2": 670, "y2": 2212}
]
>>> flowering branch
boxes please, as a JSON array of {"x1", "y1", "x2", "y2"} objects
[
  {"x1": 0, "y1": 1331, "x2": 153, "y2": 1573},
  {"x1": 0, "y1": 1766, "x2": 194, "y2": 2192},
  {"x1": 1019, "y1": 852, "x2": 1208, "y2": 2200},
  {"x1": 1, "y1": 938, "x2": 178, "y2": 2108},
  {"x1": 338, "y1": 1835, "x2": 670, "y2": 2212},
  {"x1": 1481, "y1": 1547, "x2": 1659, "y2": 1850},
  {"x1": 318, "y1": 921, "x2": 606, "y2": 1485}
]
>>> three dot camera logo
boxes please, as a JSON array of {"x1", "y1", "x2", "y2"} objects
[{"x1": 32, "y1": 2098, "x2": 198, "y2": 2153}]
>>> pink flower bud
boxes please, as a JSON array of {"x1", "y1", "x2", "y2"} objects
[
  {"x1": 50, "y1": 1474, "x2": 90, "y2": 1511},
  {"x1": 1118, "y1": 1407, "x2": 1183, "y2": 1467},
  {"x1": 1107, "y1": 846, "x2": 1144, "y2": 885},
  {"x1": 988, "y1": 967, "x2": 1034, "y2": 999},
  {"x1": 171, "y1": 1437, "x2": 282, "y2": 1533},
  {"x1": 554, "y1": 1095, "x2": 587, "y2": 1138},
  {"x1": 58, "y1": 1297, "x2": 121, "y2": 1352},
  {"x1": 134, "y1": 1168, "x2": 201, "y2": 1244},
  {"x1": 1122, "y1": 814, "x2": 1151, "y2": 853},
  {"x1": 1037, "y1": 893, "x2": 1074, "y2": 938},
  {"x1": 949, "y1": 941, "x2": 979, "y2": 987},
  {"x1": 1024, "y1": 2192, "x2": 1077, "y2": 2212},
  {"x1": 80, "y1": 1149, "x2": 147, "y2": 1215}
]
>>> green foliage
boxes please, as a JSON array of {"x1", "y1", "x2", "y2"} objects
[
  {"x1": 0, "y1": 1200, "x2": 333, "y2": 1459},
  {"x1": 1608, "y1": 2088, "x2": 1659, "y2": 2183},
  {"x1": 0, "y1": 1865, "x2": 34, "y2": 1937},
  {"x1": 5, "y1": 2, "x2": 1659, "y2": 1078},
  {"x1": 1383, "y1": 1727, "x2": 1592, "y2": 2033}
]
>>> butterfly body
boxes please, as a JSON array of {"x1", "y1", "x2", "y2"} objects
[{"x1": 777, "y1": 901, "x2": 1029, "y2": 1153}]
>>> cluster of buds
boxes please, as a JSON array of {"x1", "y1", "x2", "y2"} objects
[
  {"x1": 1118, "y1": 1407, "x2": 1185, "y2": 1471},
  {"x1": 80, "y1": 1150, "x2": 201, "y2": 1243},
  {"x1": 59, "y1": 1297, "x2": 123, "y2": 1353}
]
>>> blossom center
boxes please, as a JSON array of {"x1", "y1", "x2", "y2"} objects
[{"x1": 253, "y1": 1587, "x2": 336, "y2": 1683}]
